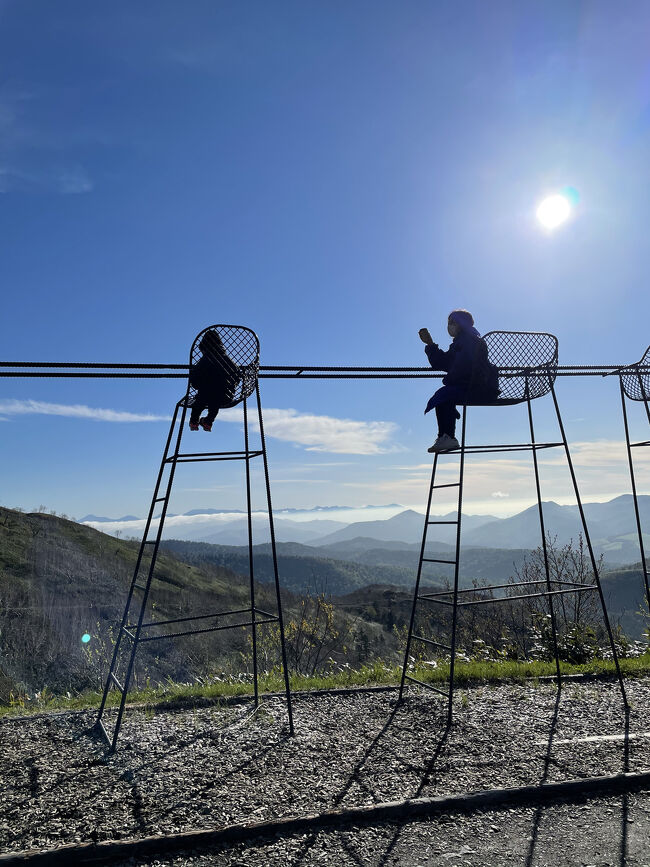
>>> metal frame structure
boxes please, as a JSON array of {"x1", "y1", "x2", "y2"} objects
[
  {"x1": 95, "y1": 325, "x2": 294, "y2": 752},
  {"x1": 398, "y1": 331, "x2": 628, "y2": 722},
  {"x1": 615, "y1": 346, "x2": 650, "y2": 613}
]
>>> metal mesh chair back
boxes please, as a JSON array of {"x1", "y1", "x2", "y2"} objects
[
  {"x1": 185, "y1": 324, "x2": 260, "y2": 409},
  {"x1": 482, "y1": 331, "x2": 558, "y2": 404},
  {"x1": 620, "y1": 345, "x2": 650, "y2": 402}
]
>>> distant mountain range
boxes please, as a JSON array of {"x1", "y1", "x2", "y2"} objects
[{"x1": 81, "y1": 495, "x2": 650, "y2": 566}]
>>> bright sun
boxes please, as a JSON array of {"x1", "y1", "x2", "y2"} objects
[{"x1": 536, "y1": 193, "x2": 571, "y2": 230}]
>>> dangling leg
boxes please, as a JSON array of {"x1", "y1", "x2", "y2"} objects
[
  {"x1": 429, "y1": 403, "x2": 460, "y2": 452},
  {"x1": 199, "y1": 404, "x2": 219, "y2": 432},
  {"x1": 436, "y1": 403, "x2": 460, "y2": 437},
  {"x1": 189, "y1": 394, "x2": 207, "y2": 429}
]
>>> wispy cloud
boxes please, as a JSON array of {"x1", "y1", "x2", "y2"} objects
[
  {"x1": 221, "y1": 407, "x2": 400, "y2": 455},
  {"x1": 1, "y1": 87, "x2": 94, "y2": 195},
  {"x1": 0, "y1": 165, "x2": 93, "y2": 194},
  {"x1": 0, "y1": 399, "x2": 170, "y2": 423},
  {"x1": 0, "y1": 398, "x2": 400, "y2": 453}
]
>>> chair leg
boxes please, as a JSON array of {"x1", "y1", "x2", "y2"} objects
[
  {"x1": 526, "y1": 397, "x2": 562, "y2": 684},
  {"x1": 551, "y1": 386, "x2": 628, "y2": 708}
]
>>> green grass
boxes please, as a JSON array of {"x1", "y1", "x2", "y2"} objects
[{"x1": 3, "y1": 654, "x2": 650, "y2": 720}]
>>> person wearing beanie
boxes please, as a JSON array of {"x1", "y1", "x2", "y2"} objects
[{"x1": 419, "y1": 309, "x2": 498, "y2": 452}]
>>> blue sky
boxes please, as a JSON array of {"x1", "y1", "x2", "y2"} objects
[{"x1": 1, "y1": 1, "x2": 649, "y2": 523}]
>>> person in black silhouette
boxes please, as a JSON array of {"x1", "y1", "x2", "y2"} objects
[
  {"x1": 188, "y1": 330, "x2": 240, "y2": 431},
  {"x1": 419, "y1": 309, "x2": 498, "y2": 452}
]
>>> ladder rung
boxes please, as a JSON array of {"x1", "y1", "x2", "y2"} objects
[
  {"x1": 431, "y1": 483, "x2": 460, "y2": 489},
  {"x1": 404, "y1": 674, "x2": 449, "y2": 697},
  {"x1": 153, "y1": 497, "x2": 166, "y2": 503},
  {"x1": 427, "y1": 520, "x2": 458, "y2": 525},
  {"x1": 121, "y1": 626, "x2": 136, "y2": 641},
  {"x1": 109, "y1": 672, "x2": 125, "y2": 693},
  {"x1": 133, "y1": 583, "x2": 147, "y2": 592},
  {"x1": 413, "y1": 635, "x2": 451, "y2": 650},
  {"x1": 143, "y1": 540, "x2": 157, "y2": 545},
  {"x1": 422, "y1": 558, "x2": 457, "y2": 565}
]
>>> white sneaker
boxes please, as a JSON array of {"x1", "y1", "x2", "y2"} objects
[{"x1": 427, "y1": 434, "x2": 460, "y2": 453}]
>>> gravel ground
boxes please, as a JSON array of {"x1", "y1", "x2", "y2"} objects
[
  {"x1": 1, "y1": 678, "x2": 649, "y2": 862},
  {"x1": 112, "y1": 791, "x2": 650, "y2": 866}
]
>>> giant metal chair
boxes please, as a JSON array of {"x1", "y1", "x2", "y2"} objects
[
  {"x1": 399, "y1": 331, "x2": 627, "y2": 722},
  {"x1": 615, "y1": 345, "x2": 650, "y2": 613},
  {"x1": 96, "y1": 324, "x2": 294, "y2": 751}
]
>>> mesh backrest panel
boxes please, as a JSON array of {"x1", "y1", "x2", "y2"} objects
[
  {"x1": 482, "y1": 331, "x2": 558, "y2": 402},
  {"x1": 621, "y1": 345, "x2": 650, "y2": 401},
  {"x1": 185, "y1": 324, "x2": 260, "y2": 409}
]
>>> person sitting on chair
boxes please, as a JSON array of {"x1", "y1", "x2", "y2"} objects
[
  {"x1": 189, "y1": 331, "x2": 240, "y2": 431},
  {"x1": 419, "y1": 309, "x2": 499, "y2": 453}
]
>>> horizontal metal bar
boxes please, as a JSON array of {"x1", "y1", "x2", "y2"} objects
[
  {"x1": 631, "y1": 441, "x2": 650, "y2": 448},
  {"x1": 173, "y1": 454, "x2": 264, "y2": 463},
  {"x1": 165, "y1": 450, "x2": 262, "y2": 462},
  {"x1": 425, "y1": 579, "x2": 549, "y2": 598},
  {"x1": 2, "y1": 361, "x2": 647, "y2": 371},
  {"x1": 422, "y1": 558, "x2": 457, "y2": 565},
  {"x1": 133, "y1": 583, "x2": 147, "y2": 592},
  {"x1": 404, "y1": 674, "x2": 449, "y2": 697},
  {"x1": 458, "y1": 442, "x2": 564, "y2": 454},
  {"x1": 431, "y1": 483, "x2": 460, "y2": 489},
  {"x1": 0, "y1": 372, "x2": 189, "y2": 378},
  {"x1": 412, "y1": 635, "x2": 451, "y2": 650},
  {"x1": 456, "y1": 585, "x2": 599, "y2": 606},
  {"x1": 1, "y1": 364, "x2": 648, "y2": 383},
  {"x1": 153, "y1": 497, "x2": 166, "y2": 503},
  {"x1": 417, "y1": 595, "x2": 454, "y2": 606},
  {"x1": 121, "y1": 627, "x2": 136, "y2": 641},
  {"x1": 109, "y1": 672, "x2": 125, "y2": 693},
  {"x1": 427, "y1": 520, "x2": 458, "y2": 525},
  {"x1": 1, "y1": 370, "x2": 634, "y2": 379},
  {"x1": 134, "y1": 607, "x2": 255, "y2": 630},
  {"x1": 138, "y1": 617, "x2": 278, "y2": 642},
  {"x1": 253, "y1": 607, "x2": 277, "y2": 619}
]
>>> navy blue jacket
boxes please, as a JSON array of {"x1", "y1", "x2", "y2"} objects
[{"x1": 425, "y1": 331, "x2": 499, "y2": 394}]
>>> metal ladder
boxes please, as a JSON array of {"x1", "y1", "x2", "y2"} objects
[
  {"x1": 96, "y1": 381, "x2": 294, "y2": 752},
  {"x1": 399, "y1": 389, "x2": 628, "y2": 724}
]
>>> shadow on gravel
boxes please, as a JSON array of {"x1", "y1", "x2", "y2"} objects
[
  {"x1": 285, "y1": 699, "x2": 452, "y2": 867},
  {"x1": 524, "y1": 687, "x2": 562, "y2": 866},
  {"x1": 619, "y1": 706, "x2": 632, "y2": 867}
]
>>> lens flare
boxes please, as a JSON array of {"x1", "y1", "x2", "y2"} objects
[
  {"x1": 536, "y1": 194, "x2": 571, "y2": 230},
  {"x1": 81, "y1": 633, "x2": 91, "y2": 644}
]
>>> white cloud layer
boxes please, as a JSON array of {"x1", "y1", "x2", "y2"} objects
[
  {"x1": 0, "y1": 399, "x2": 170, "y2": 423},
  {"x1": 221, "y1": 407, "x2": 399, "y2": 455},
  {"x1": 0, "y1": 399, "x2": 400, "y2": 453}
]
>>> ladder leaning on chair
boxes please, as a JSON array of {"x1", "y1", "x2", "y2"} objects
[{"x1": 399, "y1": 331, "x2": 628, "y2": 724}]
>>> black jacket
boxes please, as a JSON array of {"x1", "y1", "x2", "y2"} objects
[
  {"x1": 190, "y1": 350, "x2": 240, "y2": 404},
  {"x1": 425, "y1": 331, "x2": 498, "y2": 395}
]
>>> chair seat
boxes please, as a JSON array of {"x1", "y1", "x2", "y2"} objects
[{"x1": 462, "y1": 398, "x2": 524, "y2": 407}]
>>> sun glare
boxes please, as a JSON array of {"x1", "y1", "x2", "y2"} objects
[{"x1": 536, "y1": 193, "x2": 571, "y2": 230}]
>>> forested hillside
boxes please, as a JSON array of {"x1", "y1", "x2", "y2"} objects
[
  {"x1": 1, "y1": 507, "x2": 648, "y2": 706},
  {"x1": 0, "y1": 508, "x2": 394, "y2": 702}
]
